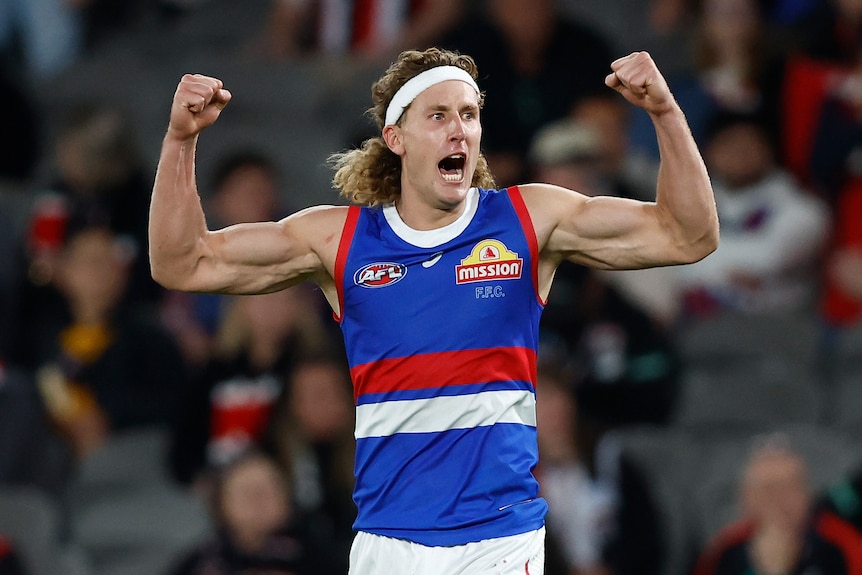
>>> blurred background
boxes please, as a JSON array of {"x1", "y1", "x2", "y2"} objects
[{"x1": 1, "y1": 0, "x2": 862, "y2": 574}]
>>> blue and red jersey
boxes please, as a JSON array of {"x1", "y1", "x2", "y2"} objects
[{"x1": 333, "y1": 186, "x2": 548, "y2": 546}]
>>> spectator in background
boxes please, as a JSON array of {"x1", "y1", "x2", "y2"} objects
[
  {"x1": 160, "y1": 150, "x2": 294, "y2": 370},
  {"x1": 260, "y1": 0, "x2": 464, "y2": 63},
  {"x1": 0, "y1": 364, "x2": 73, "y2": 497},
  {"x1": 169, "y1": 288, "x2": 335, "y2": 488},
  {"x1": 169, "y1": 449, "x2": 332, "y2": 575},
  {"x1": 824, "y1": 205, "x2": 862, "y2": 329},
  {"x1": 0, "y1": 0, "x2": 84, "y2": 81},
  {"x1": 675, "y1": 112, "x2": 830, "y2": 318},
  {"x1": 19, "y1": 102, "x2": 160, "y2": 325},
  {"x1": 818, "y1": 464, "x2": 862, "y2": 534},
  {"x1": 263, "y1": 355, "x2": 356, "y2": 575},
  {"x1": 527, "y1": 119, "x2": 609, "y2": 200},
  {"x1": 689, "y1": 0, "x2": 786, "y2": 131},
  {"x1": 569, "y1": 91, "x2": 656, "y2": 202},
  {"x1": 797, "y1": 0, "x2": 862, "y2": 67},
  {"x1": 810, "y1": 44, "x2": 862, "y2": 327},
  {"x1": 26, "y1": 223, "x2": 187, "y2": 460},
  {"x1": 207, "y1": 151, "x2": 287, "y2": 227},
  {"x1": 0, "y1": 0, "x2": 189, "y2": 82},
  {"x1": 440, "y1": 0, "x2": 616, "y2": 186},
  {"x1": 0, "y1": 68, "x2": 40, "y2": 183},
  {"x1": 628, "y1": 0, "x2": 787, "y2": 168},
  {"x1": 564, "y1": 97, "x2": 683, "y2": 325},
  {"x1": 692, "y1": 435, "x2": 862, "y2": 575},
  {"x1": 529, "y1": 119, "x2": 681, "y2": 425},
  {"x1": 0, "y1": 207, "x2": 22, "y2": 363},
  {"x1": 0, "y1": 536, "x2": 29, "y2": 575},
  {"x1": 758, "y1": 0, "x2": 821, "y2": 27},
  {"x1": 776, "y1": 3, "x2": 860, "y2": 185},
  {"x1": 809, "y1": 42, "x2": 862, "y2": 206},
  {"x1": 536, "y1": 362, "x2": 665, "y2": 575},
  {"x1": 82, "y1": 0, "x2": 205, "y2": 45},
  {"x1": 558, "y1": 0, "x2": 698, "y2": 76}
]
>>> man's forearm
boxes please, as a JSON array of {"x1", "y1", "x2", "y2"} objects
[
  {"x1": 652, "y1": 105, "x2": 719, "y2": 260},
  {"x1": 148, "y1": 135, "x2": 210, "y2": 288}
]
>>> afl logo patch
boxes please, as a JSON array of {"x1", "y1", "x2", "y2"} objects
[{"x1": 354, "y1": 262, "x2": 407, "y2": 288}]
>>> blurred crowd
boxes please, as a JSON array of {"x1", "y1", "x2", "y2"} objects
[{"x1": 1, "y1": 0, "x2": 862, "y2": 574}]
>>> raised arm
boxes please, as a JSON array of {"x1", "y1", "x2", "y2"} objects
[
  {"x1": 148, "y1": 74, "x2": 343, "y2": 296},
  {"x1": 525, "y1": 52, "x2": 719, "y2": 275}
]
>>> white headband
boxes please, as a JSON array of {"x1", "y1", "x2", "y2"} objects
[{"x1": 384, "y1": 66, "x2": 480, "y2": 127}]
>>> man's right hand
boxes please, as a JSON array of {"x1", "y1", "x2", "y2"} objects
[{"x1": 167, "y1": 74, "x2": 232, "y2": 141}]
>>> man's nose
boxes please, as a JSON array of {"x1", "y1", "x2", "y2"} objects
[{"x1": 449, "y1": 117, "x2": 466, "y2": 140}]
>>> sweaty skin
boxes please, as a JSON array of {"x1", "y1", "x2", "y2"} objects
[{"x1": 149, "y1": 52, "x2": 718, "y2": 313}]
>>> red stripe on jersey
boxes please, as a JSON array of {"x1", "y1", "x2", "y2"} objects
[
  {"x1": 334, "y1": 206, "x2": 361, "y2": 322},
  {"x1": 351, "y1": 346, "x2": 537, "y2": 401},
  {"x1": 507, "y1": 186, "x2": 543, "y2": 305}
]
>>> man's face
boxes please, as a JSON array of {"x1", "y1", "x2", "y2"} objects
[
  {"x1": 742, "y1": 451, "x2": 811, "y2": 534},
  {"x1": 705, "y1": 123, "x2": 773, "y2": 189},
  {"x1": 212, "y1": 164, "x2": 280, "y2": 225},
  {"x1": 390, "y1": 80, "x2": 482, "y2": 210},
  {"x1": 490, "y1": 0, "x2": 554, "y2": 51},
  {"x1": 221, "y1": 456, "x2": 291, "y2": 546},
  {"x1": 57, "y1": 229, "x2": 130, "y2": 315}
]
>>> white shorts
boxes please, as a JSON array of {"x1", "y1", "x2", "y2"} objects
[{"x1": 348, "y1": 527, "x2": 545, "y2": 575}]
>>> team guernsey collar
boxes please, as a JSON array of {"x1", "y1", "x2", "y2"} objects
[
  {"x1": 383, "y1": 187, "x2": 479, "y2": 248},
  {"x1": 384, "y1": 66, "x2": 480, "y2": 127}
]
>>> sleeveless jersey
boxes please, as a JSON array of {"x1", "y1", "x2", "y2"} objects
[{"x1": 334, "y1": 186, "x2": 548, "y2": 546}]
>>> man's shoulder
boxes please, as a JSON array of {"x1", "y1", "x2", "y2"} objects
[
  {"x1": 511, "y1": 182, "x2": 586, "y2": 206},
  {"x1": 284, "y1": 205, "x2": 354, "y2": 257},
  {"x1": 291, "y1": 204, "x2": 352, "y2": 228},
  {"x1": 295, "y1": 203, "x2": 352, "y2": 217}
]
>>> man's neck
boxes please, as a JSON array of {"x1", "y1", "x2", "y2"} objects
[
  {"x1": 394, "y1": 198, "x2": 465, "y2": 231},
  {"x1": 383, "y1": 188, "x2": 478, "y2": 248}
]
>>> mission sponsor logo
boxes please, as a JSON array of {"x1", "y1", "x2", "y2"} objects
[
  {"x1": 455, "y1": 239, "x2": 523, "y2": 284},
  {"x1": 354, "y1": 262, "x2": 407, "y2": 288}
]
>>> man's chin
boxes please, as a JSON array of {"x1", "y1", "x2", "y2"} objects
[{"x1": 437, "y1": 181, "x2": 470, "y2": 200}]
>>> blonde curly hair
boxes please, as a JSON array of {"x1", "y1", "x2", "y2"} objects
[{"x1": 330, "y1": 47, "x2": 496, "y2": 206}]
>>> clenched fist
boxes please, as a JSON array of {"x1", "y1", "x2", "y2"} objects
[
  {"x1": 167, "y1": 74, "x2": 232, "y2": 141},
  {"x1": 605, "y1": 52, "x2": 675, "y2": 116}
]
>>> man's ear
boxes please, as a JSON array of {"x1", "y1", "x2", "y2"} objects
[{"x1": 382, "y1": 125, "x2": 404, "y2": 156}]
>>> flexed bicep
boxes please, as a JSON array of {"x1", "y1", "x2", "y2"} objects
[
  {"x1": 550, "y1": 194, "x2": 679, "y2": 270},
  {"x1": 155, "y1": 205, "x2": 346, "y2": 295},
  {"x1": 519, "y1": 183, "x2": 693, "y2": 271},
  {"x1": 193, "y1": 220, "x2": 314, "y2": 294}
]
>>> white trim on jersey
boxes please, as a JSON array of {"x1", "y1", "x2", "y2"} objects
[
  {"x1": 382, "y1": 187, "x2": 479, "y2": 248},
  {"x1": 354, "y1": 388, "x2": 537, "y2": 439}
]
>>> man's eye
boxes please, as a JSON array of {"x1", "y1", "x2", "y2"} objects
[{"x1": 432, "y1": 113, "x2": 444, "y2": 120}]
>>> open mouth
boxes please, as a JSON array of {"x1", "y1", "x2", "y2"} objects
[{"x1": 438, "y1": 154, "x2": 466, "y2": 183}]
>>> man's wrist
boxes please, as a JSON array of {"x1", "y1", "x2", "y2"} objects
[
  {"x1": 647, "y1": 99, "x2": 683, "y2": 120},
  {"x1": 163, "y1": 128, "x2": 199, "y2": 148}
]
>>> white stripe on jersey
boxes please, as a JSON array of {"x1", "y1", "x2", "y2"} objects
[{"x1": 354, "y1": 389, "x2": 537, "y2": 439}]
